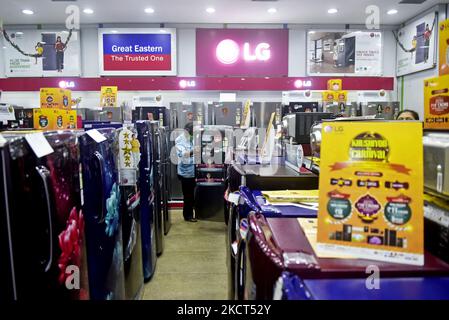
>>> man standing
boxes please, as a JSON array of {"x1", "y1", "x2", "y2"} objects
[{"x1": 175, "y1": 122, "x2": 197, "y2": 222}]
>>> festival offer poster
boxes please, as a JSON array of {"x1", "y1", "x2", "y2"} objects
[
  {"x1": 100, "y1": 86, "x2": 118, "y2": 108},
  {"x1": 439, "y1": 18, "x2": 449, "y2": 76},
  {"x1": 316, "y1": 121, "x2": 424, "y2": 266}
]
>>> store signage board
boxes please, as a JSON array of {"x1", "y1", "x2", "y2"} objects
[
  {"x1": 316, "y1": 121, "x2": 424, "y2": 266},
  {"x1": 98, "y1": 28, "x2": 177, "y2": 76},
  {"x1": 196, "y1": 28, "x2": 288, "y2": 76},
  {"x1": 307, "y1": 30, "x2": 383, "y2": 77},
  {"x1": 396, "y1": 11, "x2": 437, "y2": 77},
  {"x1": 3, "y1": 29, "x2": 81, "y2": 78}
]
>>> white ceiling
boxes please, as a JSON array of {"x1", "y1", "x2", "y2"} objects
[{"x1": 0, "y1": 0, "x2": 447, "y2": 26}]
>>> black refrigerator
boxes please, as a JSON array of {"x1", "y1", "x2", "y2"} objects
[
  {"x1": 149, "y1": 121, "x2": 165, "y2": 255},
  {"x1": 0, "y1": 131, "x2": 89, "y2": 300},
  {"x1": 159, "y1": 126, "x2": 172, "y2": 235}
]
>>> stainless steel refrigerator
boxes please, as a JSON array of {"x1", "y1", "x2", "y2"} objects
[
  {"x1": 169, "y1": 102, "x2": 206, "y2": 201},
  {"x1": 208, "y1": 102, "x2": 243, "y2": 127},
  {"x1": 250, "y1": 102, "x2": 282, "y2": 129}
]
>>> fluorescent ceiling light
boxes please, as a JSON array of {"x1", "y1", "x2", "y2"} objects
[
  {"x1": 328, "y1": 8, "x2": 338, "y2": 14},
  {"x1": 309, "y1": 31, "x2": 316, "y2": 34},
  {"x1": 15, "y1": 32, "x2": 24, "y2": 35},
  {"x1": 206, "y1": 7, "x2": 216, "y2": 14},
  {"x1": 83, "y1": 8, "x2": 94, "y2": 14},
  {"x1": 145, "y1": 7, "x2": 155, "y2": 14},
  {"x1": 268, "y1": 8, "x2": 277, "y2": 14},
  {"x1": 387, "y1": 9, "x2": 398, "y2": 15},
  {"x1": 111, "y1": 30, "x2": 118, "y2": 33},
  {"x1": 22, "y1": 9, "x2": 34, "y2": 15}
]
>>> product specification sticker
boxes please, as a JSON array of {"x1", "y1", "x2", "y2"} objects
[
  {"x1": 25, "y1": 132, "x2": 54, "y2": 158},
  {"x1": 86, "y1": 129, "x2": 107, "y2": 143}
]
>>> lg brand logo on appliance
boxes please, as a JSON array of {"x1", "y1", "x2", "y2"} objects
[{"x1": 215, "y1": 39, "x2": 271, "y2": 64}]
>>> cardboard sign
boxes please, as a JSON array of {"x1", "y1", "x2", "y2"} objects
[
  {"x1": 33, "y1": 109, "x2": 65, "y2": 131},
  {"x1": 100, "y1": 86, "x2": 118, "y2": 108},
  {"x1": 316, "y1": 121, "x2": 424, "y2": 265},
  {"x1": 424, "y1": 75, "x2": 449, "y2": 130},
  {"x1": 40, "y1": 88, "x2": 72, "y2": 109},
  {"x1": 439, "y1": 18, "x2": 449, "y2": 76},
  {"x1": 25, "y1": 132, "x2": 54, "y2": 158}
]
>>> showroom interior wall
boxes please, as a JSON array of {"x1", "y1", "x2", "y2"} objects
[
  {"x1": 0, "y1": 21, "x2": 400, "y2": 108},
  {"x1": 398, "y1": 3, "x2": 448, "y2": 120}
]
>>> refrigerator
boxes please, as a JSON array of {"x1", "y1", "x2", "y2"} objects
[
  {"x1": 135, "y1": 121, "x2": 157, "y2": 281},
  {"x1": 79, "y1": 128, "x2": 126, "y2": 300},
  {"x1": 169, "y1": 102, "x2": 207, "y2": 200},
  {"x1": 250, "y1": 102, "x2": 282, "y2": 129},
  {"x1": 208, "y1": 102, "x2": 243, "y2": 127},
  {"x1": 114, "y1": 126, "x2": 144, "y2": 300},
  {"x1": 42, "y1": 33, "x2": 57, "y2": 71},
  {"x1": 0, "y1": 131, "x2": 89, "y2": 300},
  {"x1": 149, "y1": 121, "x2": 165, "y2": 255},
  {"x1": 132, "y1": 106, "x2": 170, "y2": 127},
  {"x1": 336, "y1": 36, "x2": 355, "y2": 68},
  {"x1": 159, "y1": 126, "x2": 172, "y2": 235}
]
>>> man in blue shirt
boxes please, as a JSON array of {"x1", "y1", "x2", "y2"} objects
[{"x1": 175, "y1": 122, "x2": 197, "y2": 222}]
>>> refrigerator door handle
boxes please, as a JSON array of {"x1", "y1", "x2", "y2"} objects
[
  {"x1": 93, "y1": 151, "x2": 106, "y2": 223},
  {"x1": 35, "y1": 165, "x2": 53, "y2": 273}
]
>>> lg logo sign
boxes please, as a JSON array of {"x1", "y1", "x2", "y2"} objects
[{"x1": 215, "y1": 39, "x2": 271, "y2": 65}]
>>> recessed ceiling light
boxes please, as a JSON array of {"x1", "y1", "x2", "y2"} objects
[
  {"x1": 387, "y1": 9, "x2": 398, "y2": 15},
  {"x1": 328, "y1": 8, "x2": 338, "y2": 14},
  {"x1": 206, "y1": 7, "x2": 216, "y2": 14},
  {"x1": 22, "y1": 9, "x2": 34, "y2": 15},
  {"x1": 309, "y1": 31, "x2": 316, "y2": 34},
  {"x1": 83, "y1": 8, "x2": 94, "y2": 14},
  {"x1": 15, "y1": 32, "x2": 24, "y2": 35},
  {"x1": 111, "y1": 30, "x2": 118, "y2": 33},
  {"x1": 268, "y1": 8, "x2": 277, "y2": 14},
  {"x1": 159, "y1": 29, "x2": 167, "y2": 33},
  {"x1": 145, "y1": 7, "x2": 155, "y2": 14}
]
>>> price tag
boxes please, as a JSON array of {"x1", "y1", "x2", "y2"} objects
[
  {"x1": 228, "y1": 192, "x2": 240, "y2": 205},
  {"x1": 25, "y1": 132, "x2": 54, "y2": 158},
  {"x1": 86, "y1": 129, "x2": 107, "y2": 143},
  {"x1": 0, "y1": 133, "x2": 6, "y2": 147}
]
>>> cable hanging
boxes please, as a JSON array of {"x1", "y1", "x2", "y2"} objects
[
  {"x1": 392, "y1": 12, "x2": 438, "y2": 53},
  {"x1": 0, "y1": 28, "x2": 74, "y2": 58}
]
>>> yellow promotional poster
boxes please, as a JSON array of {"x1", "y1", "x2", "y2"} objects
[
  {"x1": 33, "y1": 109, "x2": 65, "y2": 130},
  {"x1": 322, "y1": 91, "x2": 347, "y2": 103},
  {"x1": 316, "y1": 121, "x2": 424, "y2": 266},
  {"x1": 40, "y1": 88, "x2": 72, "y2": 109},
  {"x1": 100, "y1": 86, "x2": 118, "y2": 108},
  {"x1": 424, "y1": 75, "x2": 449, "y2": 130},
  {"x1": 241, "y1": 100, "x2": 251, "y2": 128},
  {"x1": 439, "y1": 19, "x2": 449, "y2": 76},
  {"x1": 336, "y1": 91, "x2": 347, "y2": 103},
  {"x1": 322, "y1": 91, "x2": 336, "y2": 103},
  {"x1": 327, "y1": 79, "x2": 343, "y2": 91},
  {"x1": 64, "y1": 110, "x2": 77, "y2": 129}
]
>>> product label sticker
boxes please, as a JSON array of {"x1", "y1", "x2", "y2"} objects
[
  {"x1": 0, "y1": 105, "x2": 16, "y2": 121},
  {"x1": 86, "y1": 129, "x2": 107, "y2": 143},
  {"x1": 316, "y1": 121, "x2": 424, "y2": 266},
  {"x1": 25, "y1": 132, "x2": 54, "y2": 158}
]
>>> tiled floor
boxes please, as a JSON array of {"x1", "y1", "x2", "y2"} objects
[{"x1": 143, "y1": 210, "x2": 228, "y2": 300}]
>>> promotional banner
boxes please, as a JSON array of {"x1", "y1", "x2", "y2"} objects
[
  {"x1": 317, "y1": 121, "x2": 424, "y2": 266},
  {"x1": 196, "y1": 28, "x2": 288, "y2": 76},
  {"x1": 424, "y1": 75, "x2": 449, "y2": 130},
  {"x1": 100, "y1": 86, "x2": 118, "y2": 108},
  {"x1": 2, "y1": 29, "x2": 81, "y2": 77},
  {"x1": 396, "y1": 12, "x2": 437, "y2": 76},
  {"x1": 40, "y1": 88, "x2": 72, "y2": 109},
  {"x1": 439, "y1": 18, "x2": 449, "y2": 76},
  {"x1": 307, "y1": 31, "x2": 382, "y2": 76},
  {"x1": 98, "y1": 28, "x2": 177, "y2": 76}
]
